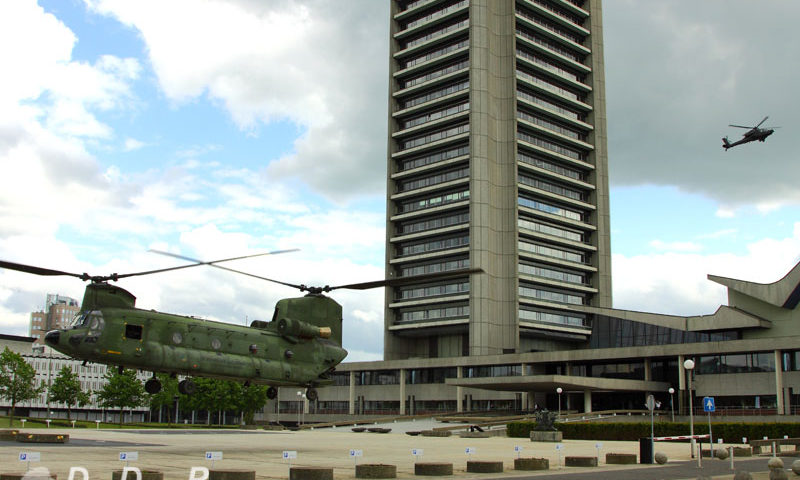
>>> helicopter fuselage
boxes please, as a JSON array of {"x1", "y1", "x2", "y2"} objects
[{"x1": 44, "y1": 283, "x2": 348, "y2": 390}]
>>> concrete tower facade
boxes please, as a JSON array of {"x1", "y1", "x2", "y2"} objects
[{"x1": 385, "y1": 0, "x2": 610, "y2": 359}]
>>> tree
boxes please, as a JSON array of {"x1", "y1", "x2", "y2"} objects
[
  {"x1": 0, "y1": 347, "x2": 43, "y2": 427},
  {"x1": 238, "y1": 384, "x2": 268, "y2": 425},
  {"x1": 48, "y1": 366, "x2": 90, "y2": 422},
  {"x1": 95, "y1": 369, "x2": 146, "y2": 426},
  {"x1": 147, "y1": 374, "x2": 184, "y2": 424}
]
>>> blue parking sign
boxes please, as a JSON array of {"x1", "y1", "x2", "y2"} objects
[{"x1": 703, "y1": 396, "x2": 715, "y2": 412}]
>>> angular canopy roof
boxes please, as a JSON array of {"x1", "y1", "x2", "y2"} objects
[{"x1": 708, "y1": 259, "x2": 800, "y2": 309}]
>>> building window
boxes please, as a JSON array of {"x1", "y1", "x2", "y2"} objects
[
  {"x1": 697, "y1": 353, "x2": 776, "y2": 374},
  {"x1": 401, "y1": 59, "x2": 469, "y2": 89},
  {"x1": 397, "y1": 211, "x2": 469, "y2": 235},
  {"x1": 402, "y1": 17, "x2": 468, "y2": 50},
  {"x1": 399, "y1": 123, "x2": 469, "y2": 150},
  {"x1": 399, "y1": 189, "x2": 470, "y2": 214},
  {"x1": 398, "y1": 166, "x2": 469, "y2": 192},
  {"x1": 398, "y1": 234, "x2": 469, "y2": 256},
  {"x1": 401, "y1": 0, "x2": 468, "y2": 30},
  {"x1": 398, "y1": 304, "x2": 469, "y2": 323},
  {"x1": 518, "y1": 195, "x2": 582, "y2": 221},
  {"x1": 400, "y1": 257, "x2": 470, "y2": 277},
  {"x1": 406, "y1": 367, "x2": 457, "y2": 384},
  {"x1": 399, "y1": 80, "x2": 469, "y2": 109},
  {"x1": 398, "y1": 144, "x2": 469, "y2": 171}
]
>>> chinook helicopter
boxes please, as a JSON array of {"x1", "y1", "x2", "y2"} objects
[{"x1": 0, "y1": 253, "x2": 480, "y2": 400}]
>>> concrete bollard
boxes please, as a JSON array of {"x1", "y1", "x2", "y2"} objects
[
  {"x1": 289, "y1": 467, "x2": 333, "y2": 480},
  {"x1": 209, "y1": 471, "x2": 255, "y2": 480},
  {"x1": 466, "y1": 461, "x2": 503, "y2": 473},
  {"x1": 513, "y1": 457, "x2": 549, "y2": 471},
  {"x1": 1, "y1": 474, "x2": 56, "y2": 480},
  {"x1": 355, "y1": 464, "x2": 396, "y2": 479},
  {"x1": 414, "y1": 463, "x2": 453, "y2": 476},
  {"x1": 605, "y1": 453, "x2": 637, "y2": 465},
  {"x1": 564, "y1": 457, "x2": 597, "y2": 467}
]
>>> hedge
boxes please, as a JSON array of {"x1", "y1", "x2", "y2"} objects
[{"x1": 507, "y1": 421, "x2": 800, "y2": 441}]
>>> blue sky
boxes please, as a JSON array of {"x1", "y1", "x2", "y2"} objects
[{"x1": 1, "y1": 0, "x2": 799, "y2": 360}]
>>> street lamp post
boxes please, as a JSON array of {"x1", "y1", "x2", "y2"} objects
[
  {"x1": 668, "y1": 387, "x2": 675, "y2": 422},
  {"x1": 556, "y1": 387, "x2": 563, "y2": 418},
  {"x1": 683, "y1": 359, "x2": 698, "y2": 465}
]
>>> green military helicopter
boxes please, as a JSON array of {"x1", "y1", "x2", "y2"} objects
[{"x1": 1, "y1": 253, "x2": 479, "y2": 401}]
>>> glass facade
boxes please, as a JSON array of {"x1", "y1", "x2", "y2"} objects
[{"x1": 589, "y1": 315, "x2": 740, "y2": 349}]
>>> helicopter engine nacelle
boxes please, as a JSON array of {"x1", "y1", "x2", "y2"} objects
[{"x1": 277, "y1": 317, "x2": 332, "y2": 339}]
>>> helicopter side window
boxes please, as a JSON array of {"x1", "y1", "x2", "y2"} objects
[{"x1": 124, "y1": 324, "x2": 143, "y2": 340}]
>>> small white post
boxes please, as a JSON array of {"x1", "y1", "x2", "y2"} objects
[{"x1": 729, "y1": 446, "x2": 734, "y2": 470}]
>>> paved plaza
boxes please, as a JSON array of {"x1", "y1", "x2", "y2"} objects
[{"x1": 0, "y1": 421, "x2": 786, "y2": 480}]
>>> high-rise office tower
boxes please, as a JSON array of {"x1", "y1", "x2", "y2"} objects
[{"x1": 385, "y1": 0, "x2": 610, "y2": 359}]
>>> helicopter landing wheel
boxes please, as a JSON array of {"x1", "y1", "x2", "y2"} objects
[
  {"x1": 145, "y1": 378, "x2": 162, "y2": 394},
  {"x1": 305, "y1": 388, "x2": 318, "y2": 402},
  {"x1": 178, "y1": 379, "x2": 196, "y2": 395},
  {"x1": 267, "y1": 386, "x2": 278, "y2": 399}
]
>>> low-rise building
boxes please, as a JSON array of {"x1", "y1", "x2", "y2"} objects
[{"x1": 268, "y1": 259, "x2": 800, "y2": 421}]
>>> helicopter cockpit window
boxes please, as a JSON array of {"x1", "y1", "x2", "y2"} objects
[
  {"x1": 124, "y1": 324, "x2": 143, "y2": 340},
  {"x1": 69, "y1": 312, "x2": 88, "y2": 328},
  {"x1": 87, "y1": 311, "x2": 105, "y2": 331}
]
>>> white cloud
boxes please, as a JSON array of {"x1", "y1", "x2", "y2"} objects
[
  {"x1": 85, "y1": 0, "x2": 390, "y2": 201},
  {"x1": 124, "y1": 138, "x2": 146, "y2": 151},
  {"x1": 715, "y1": 208, "x2": 735, "y2": 219},
  {"x1": 613, "y1": 223, "x2": 800, "y2": 315}
]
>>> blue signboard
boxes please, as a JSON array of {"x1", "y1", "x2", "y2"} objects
[{"x1": 703, "y1": 396, "x2": 715, "y2": 412}]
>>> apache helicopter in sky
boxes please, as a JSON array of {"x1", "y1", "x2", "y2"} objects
[
  {"x1": 722, "y1": 116, "x2": 778, "y2": 150},
  {"x1": 0, "y1": 253, "x2": 479, "y2": 401}
]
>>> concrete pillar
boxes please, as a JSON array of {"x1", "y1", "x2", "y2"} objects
[
  {"x1": 399, "y1": 368, "x2": 406, "y2": 415},
  {"x1": 644, "y1": 358, "x2": 652, "y2": 381},
  {"x1": 775, "y1": 350, "x2": 785, "y2": 415},
  {"x1": 583, "y1": 390, "x2": 592, "y2": 413},
  {"x1": 456, "y1": 366, "x2": 464, "y2": 413},
  {"x1": 520, "y1": 363, "x2": 527, "y2": 410},
  {"x1": 348, "y1": 371, "x2": 356, "y2": 415},
  {"x1": 677, "y1": 355, "x2": 686, "y2": 415}
]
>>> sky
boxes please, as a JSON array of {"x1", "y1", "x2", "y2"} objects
[{"x1": 1, "y1": 0, "x2": 799, "y2": 361}]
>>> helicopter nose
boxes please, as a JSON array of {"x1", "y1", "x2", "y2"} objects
[{"x1": 44, "y1": 330, "x2": 60, "y2": 346}]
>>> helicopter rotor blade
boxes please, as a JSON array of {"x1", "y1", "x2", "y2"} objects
[
  {"x1": 148, "y1": 249, "x2": 304, "y2": 290},
  {"x1": 112, "y1": 249, "x2": 298, "y2": 281},
  {"x1": 1, "y1": 249, "x2": 299, "y2": 283},
  {"x1": 0, "y1": 260, "x2": 91, "y2": 281},
  {"x1": 728, "y1": 124, "x2": 752, "y2": 129},
  {"x1": 327, "y1": 268, "x2": 484, "y2": 292},
  {"x1": 755, "y1": 116, "x2": 769, "y2": 128}
]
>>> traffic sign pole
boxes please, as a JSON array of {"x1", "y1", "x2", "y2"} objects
[
  {"x1": 703, "y1": 397, "x2": 716, "y2": 459},
  {"x1": 646, "y1": 394, "x2": 655, "y2": 464}
]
